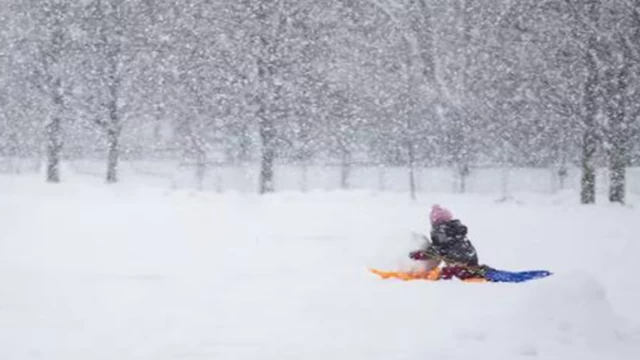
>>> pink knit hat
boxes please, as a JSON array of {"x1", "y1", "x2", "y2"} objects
[{"x1": 430, "y1": 205, "x2": 453, "y2": 225}]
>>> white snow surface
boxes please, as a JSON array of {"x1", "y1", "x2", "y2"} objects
[{"x1": 1, "y1": 174, "x2": 640, "y2": 360}]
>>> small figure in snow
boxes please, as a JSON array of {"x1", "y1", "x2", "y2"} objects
[{"x1": 409, "y1": 205, "x2": 490, "y2": 280}]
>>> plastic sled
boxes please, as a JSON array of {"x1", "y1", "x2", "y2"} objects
[
  {"x1": 369, "y1": 268, "x2": 488, "y2": 283},
  {"x1": 369, "y1": 267, "x2": 552, "y2": 283}
]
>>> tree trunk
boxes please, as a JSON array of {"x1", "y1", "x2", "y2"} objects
[
  {"x1": 461, "y1": 165, "x2": 470, "y2": 193},
  {"x1": 46, "y1": 78, "x2": 64, "y2": 183},
  {"x1": 105, "y1": 90, "x2": 121, "y2": 184},
  {"x1": 254, "y1": 4, "x2": 286, "y2": 195},
  {"x1": 340, "y1": 150, "x2": 351, "y2": 190},
  {"x1": 415, "y1": 0, "x2": 437, "y2": 83},
  {"x1": 580, "y1": 131, "x2": 597, "y2": 204},
  {"x1": 558, "y1": 165, "x2": 568, "y2": 191},
  {"x1": 607, "y1": 51, "x2": 630, "y2": 204},
  {"x1": 407, "y1": 140, "x2": 416, "y2": 200},
  {"x1": 106, "y1": 128, "x2": 119, "y2": 184},
  {"x1": 239, "y1": 122, "x2": 252, "y2": 163},
  {"x1": 580, "y1": 33, "x2": 599, "y2": 204},
  {"x1": 46, "y1": 116, "x2": 62, "y2": 183},
  {"x1": 609, "y1": 150, "x2": 625, "y2": 203},
  {"x1": 259, "y1": 116, "x2": 275, "y2": 194},
  {"x1": 195, "y1": 149, "x2": 206, "y2": 191}
]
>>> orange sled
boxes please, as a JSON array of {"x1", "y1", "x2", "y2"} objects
[{"x1": 369, "y1": 268, "x2": 488, "y2": 283}]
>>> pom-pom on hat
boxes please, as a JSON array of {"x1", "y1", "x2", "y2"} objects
[{"x1": 430, "y1": 204, "x2": 453, "y2": 225}]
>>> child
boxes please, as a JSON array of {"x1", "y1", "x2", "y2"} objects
[{"x1": 409, "y1": 205, "x2": 490, "y2": 280}]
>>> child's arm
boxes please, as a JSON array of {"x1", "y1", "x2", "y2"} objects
[
  {"x1": 409, "y1": 244, "x2": 442, "y2": 271},
  {"x1": 409, "y1": 236, "x2": 443, "y2": 261}
]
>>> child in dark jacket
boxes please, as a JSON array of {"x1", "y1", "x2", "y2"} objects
[{"x1": 409, "y1": 205, "x2": 490, "y2": 280}]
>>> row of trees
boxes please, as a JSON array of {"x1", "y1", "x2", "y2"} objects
[
  {"x1": 0, "y1": 0, "x2": 638, "y2": 203},
  {"x1": 500, "y1": 0, "x2": 640, "y2": 204}
]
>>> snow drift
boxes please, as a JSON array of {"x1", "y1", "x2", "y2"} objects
[{"x1": 0, "y1": 173, "x2": 639, "y2": 360}]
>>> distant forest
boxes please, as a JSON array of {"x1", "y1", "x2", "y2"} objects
[{"x1": 1, "y1": 0, "x2": 638, "y2": 202}]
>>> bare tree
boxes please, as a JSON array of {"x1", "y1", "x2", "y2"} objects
[
  {"x1": 358, "y1": 0, "x2": 441, "y2": 199},
  {"x1": 242, "y1": 1, "x2": 290, "y2": 194},
  {"x1": 28, "y1": 1, "x2": 77, "y2": 183},
  {"x1": 602, "y1": 1, "x2": 640, "y2": 204},
  {"x1": 497, "y1": 0, "x2": 605, "y2": 204},
  {"x1": 81, "y1": 0, "x2": 136, "y2": 183}
]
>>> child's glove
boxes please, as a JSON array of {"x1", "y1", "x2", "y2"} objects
[{"x1": 409, "y1": 250, "x2": 428, "y2": 261}]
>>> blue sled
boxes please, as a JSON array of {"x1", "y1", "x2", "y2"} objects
[{"x1": 483, "y1": 268, "x2": 552, "y2": 283}]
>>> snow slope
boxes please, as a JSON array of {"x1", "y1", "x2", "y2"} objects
[{"x1": 1, "y1": 174, "x2": 639, "y2": 360}]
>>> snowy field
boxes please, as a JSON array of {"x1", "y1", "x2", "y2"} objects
[
  {"x1": 42, "y1": 159, "x2": 640, "y2": 196},
  {"x1": 1, "y1": 169, "x2": 640, "y2": 360}
]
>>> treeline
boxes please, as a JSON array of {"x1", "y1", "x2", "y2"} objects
[{"x1": 0, "y1": 0, "x2": 638, "y2": 202}]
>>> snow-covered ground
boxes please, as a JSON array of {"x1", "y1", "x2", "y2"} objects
[{"x1": 1, "y1": 171, "x2": 640, "y2": 360}]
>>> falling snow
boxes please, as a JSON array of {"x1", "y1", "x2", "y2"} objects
[
  {"x1": 0, "y1": 0, "x2": 637, "y2": 199},
  {"x1": 1, "y1": 1, "x2": 640, "y2": 359}
]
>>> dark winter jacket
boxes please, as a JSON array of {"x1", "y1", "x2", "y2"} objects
[{"x1": 424, "y1": 219, "x2": 479, "y2": 266}]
